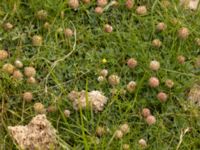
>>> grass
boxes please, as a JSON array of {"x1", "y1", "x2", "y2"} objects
[{"x1": 1, "y1": 0, "x2": 200, "y2": 149}]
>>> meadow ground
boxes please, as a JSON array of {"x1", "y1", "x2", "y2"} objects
[{"x1": 0, "y1": 0, "x2": 200, "y2": 149}]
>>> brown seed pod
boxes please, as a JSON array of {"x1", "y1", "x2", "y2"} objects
[
  {"x1": 68, "y1": 0, "x2": 79, "y2": 10},
  {"x1": 177, "y1": 55, "x2": 185, "y2": 64},
  {"x1": 34, "y1": 102, "x2": 46, "y2": 114},
  {"x1": 27, "y1": 77, "x2": 37, "y2": 84},
  {"x1": 119, "y1": 123, "x2": 130, "y2": 134},
  {"x1": 23, "y1": 92, "x2": 33, "y2": 102},
  {"x1": 100, "y1": 69, "x2": 108, "y2": 77},
  {"x1": 145, "y1": 115, "x2": 156, "y2": 125},
  {"x1": 47, "y1": 106, "x2": 57, "y2": 113},
  {"x1": 142, "y1": 108, "x2": 151, "y2": 118},
  {"x1": 123, "y1": 144, "x2": 130, "y2": 150},
  {"x1": 96, "y1": 126, "x2": 105, "y2": 137},
  {"x1": 188, "y1": 84, "x2": 200, "y2": 106},
  {"x1": 12, "y1": 70, "x2": 23, "y2": 80},
  {"x1": 127, "y1": 58, "x2": 137, "y2": 69},
  {"x1": 136, "y1": 5, "x2": 147, "y2": 15},
  {"x1": 195, "y1": 38, "x2": 200, "y2": 46},
  {"x1": 165, "y1": 79, "x2": 174, "y2": 88},
  {"x1": 170, "y1": 18, "x2": 180, "y2": 26},
  {"x1": 0, "y1": 50, "x2": 9, "y2": 60},
  {"x1": 108, "y1": 74, "x2": 120, "y2": 86},
  {"x1": 32, "y1": 35, "x2": 43, "y2": 46},
  {"x1": 114, "y1": 130, "x2": 123, "y2": 139},
  {"x1": 104, "y1": 24, "x2": 113, "y2": 33},
  {"x1": 161, "y1": 0, "x2": 171, "y2": 8},
  {"x1": 125, "y1": 0, "x2": 134, "y2": 9},
  {"x1": 14, "y1": 60, "x2": 23, "y2": 68},
  {"x1": 64, "y1": 28, "x2": 73, "y2": 37},
  {"x1": 64, "y1": 109, "x2": 71, "y2": 117},
  {"x1": 156, "y1": 22, "x2": 167, "y2": 32},
  {"x1": 178, "y1": 27, "x2": 189, "y2": 40},
  {"x1": 149, "y1": 60, "x2": 160, "y2": 71},
  {"x1": 138, "y1": 138, "x2": 147, "y2": 148},
  {"x1": 152, "y1": 39, "x2": 162, "y2": 48},
  {"x1": 82, "y1": 0, "x2": 90, "y2": 4},
  {"x1": 3, "y1": 22, "x2": 13, "y2": 31},
  {"x1": 157, "y1": 92, "x2": 168, "y2": 102},
  {"x1": 95, "y1": 7, "x2": 103, "y2": 14},
  {"x1": 97, "y1": 76, "x2": 105, "y2": 82},
  {"x1": 97, "y1": 0, "x2": 108, "y2": 7},
  {"x1": 36, "y1": 10, "x2": 48, "y2": 20},
  {"x1": 43, "y1": 22, "x2": 50, "y2": 29},
  {"x1": 149, "y1": 77, "x2": 159, "y2": 88},
  {"x1": 127, "y1": 81, "x2": 136, "y2": 93},
  {"x1": 2, "y1": 63, "x2": 15, "y2": 74},
  {"x1": 24, "y1": 67, "x2": 36, "y2": 77}
]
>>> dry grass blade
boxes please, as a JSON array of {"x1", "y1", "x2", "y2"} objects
[{"x1": 176, "y1": 127, "x2": 191, "y2": 150}]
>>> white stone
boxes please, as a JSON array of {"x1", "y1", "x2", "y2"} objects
[
  {"x1": 8, "y1": 114, "x2": 58, "y2": 149},
  {"x1": 68, "y1": 90, "x2": 108, "y2": 112}
]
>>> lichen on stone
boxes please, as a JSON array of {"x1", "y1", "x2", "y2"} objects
[
  {"x1": 8, "y1": 114, "x2": 58, "y2": 150},
  {"x1": 68, "y1": 90, "x2": 108, "y2": 113}
]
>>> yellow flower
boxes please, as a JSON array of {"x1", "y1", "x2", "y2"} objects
[{"x1": 102, "y1": 58, "x2": 107, "y2": 64}]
